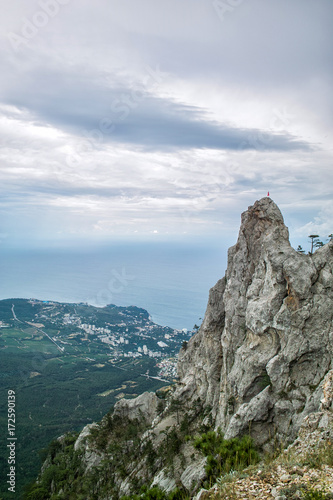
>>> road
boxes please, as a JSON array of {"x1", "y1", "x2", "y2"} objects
[
  {"x1": 141, "y1": 373, "x2": 170, "y2": 383},
  {"x1": 11, "y1": 304, "x2": 23, "y2": 323},
  {"x1": 11, "y1": 304, "x2": 64, "y2": 353}
]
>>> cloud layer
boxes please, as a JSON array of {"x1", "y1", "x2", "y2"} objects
[{"x1": 0, "y1": 0, "x2": 332, "y2": 247}]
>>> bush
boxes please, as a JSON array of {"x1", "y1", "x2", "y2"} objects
[
  {"x1": 303, "y1": 488, "x2": 332, "y2": 500},
  {"x1": 25, "y1": 486, "x2": 50, "y2": 500},
  {"x1": 120, "y1": 486, "x2": 189, "y2": 500},
  {"x1": 194, "y1": 429, "x2": 259, "y2": 483}
]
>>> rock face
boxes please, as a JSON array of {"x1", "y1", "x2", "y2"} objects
[
  {"x1": 42, "y1": 197, "x2": 333, "y2": 499},
  {"x1": 113, "y1": 391, "x2": 160, "y2": 426},
  {"x1": 177, "y1": 197, "x2": 333, "y2": 448},
  {"x1": 75, "y1": 424, "x2": 104, "y2": 470}
]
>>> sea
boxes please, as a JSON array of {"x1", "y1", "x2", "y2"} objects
[{"x1": 0, "y1": 240, "x2": 230, "y2": 331}]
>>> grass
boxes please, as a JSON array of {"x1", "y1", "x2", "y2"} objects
[{"x1": 271, "y1": 438, "x2": 333, "y2": 471}]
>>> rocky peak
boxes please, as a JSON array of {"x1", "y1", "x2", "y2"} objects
[
  {"x1": 228, "y1": 197, "x2": 287, "y2": 278},
  {"x1": 177, "y1": 197, "x2": 333, "y2": 449},
  {"x1": 39, "y1": 198, "x2": 333, "y2": 499}
]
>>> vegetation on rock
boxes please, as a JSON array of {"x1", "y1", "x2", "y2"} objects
[
  {"x1": 21, "y1": 199, "x2": 333, "y2": 499},
  {"x1": 193, "y1": 430, "x2": 259, "y2": 486}
]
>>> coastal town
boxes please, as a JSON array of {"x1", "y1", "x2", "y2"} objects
[{"x1": 0, "y1": 298, "x2": 192, "y2": 382}]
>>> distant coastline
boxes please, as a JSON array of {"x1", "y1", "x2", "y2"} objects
[{"x1": 0, "y1": 243, "x2": 225, "y2": 330}]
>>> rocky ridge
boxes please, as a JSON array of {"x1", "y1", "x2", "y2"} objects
[
  {"x1": 177, "y1": 197, "x2": 333, "y2": 449},
  {"x1": 32, "y1": 197, "x2": 333, "y2": 498}
]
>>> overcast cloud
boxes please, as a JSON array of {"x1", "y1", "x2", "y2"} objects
[{"x1": 0, "y1": 0, "x2": 332, "y2": 248}]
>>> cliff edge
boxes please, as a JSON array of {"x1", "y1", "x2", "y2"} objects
[
  {"x1": 177, "y1": 197, "x2": 333, "y2": 448},
  {"x1": 30, "y1": 197, "x2": 333, "y2": 498}
]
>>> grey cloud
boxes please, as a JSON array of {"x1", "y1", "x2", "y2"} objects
[
  {"x1": 2, "y1": 66, "x2": 311, "y2": 153},
  {"x1": 0, "y1": 0, "x2": 331, "y2": 245}
]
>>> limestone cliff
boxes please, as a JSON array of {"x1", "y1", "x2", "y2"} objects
[
  {"x1": 32, "y1": 197, "x2": 333, "y2": 498},
  {"x1": 177, "y1": 197, "x2": 333, "y2": 448}
]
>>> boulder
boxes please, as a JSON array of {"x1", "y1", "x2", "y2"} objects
[{"x1": 113, "y1": 391, "x2": 160, "y2": 426}]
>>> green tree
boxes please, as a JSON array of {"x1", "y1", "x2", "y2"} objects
[{"x1": 309, "y1": 234, "x2": 320, "y2": 254}]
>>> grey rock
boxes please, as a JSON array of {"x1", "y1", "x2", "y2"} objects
[
  {"x1": 151, "y1": 468, "x2": 177, "y2": 493},
  {"x1": 271, "y1": 486, "x2": 279, "y2": 497},
  {"x1": 193, "y1": 489, "x2": 211, "y2": 500},
  {"x1": 70, "y1": 197, "x2": 333, "y2": 496},
  {"x1": 320, "y1": 370, "x2": 333, "y2": 410},
  {"x1": 113, "y1": 391, "x2": 160, "y2": 426},
  {"x1": 74, "y1": 423, "x2": 99, "y2": 452},
  {"x1": 175, "y1": 197, "x2": 333, "y2": 447},
  {"x1": 280, "y1": 473, "x2": 290, "y2": 482},
  {"x1": 180, "y1": 457, "x2": 207, "y2": 492},
  {"x1": 74, "y1": 423, "x2": 102, "y2": 471}
]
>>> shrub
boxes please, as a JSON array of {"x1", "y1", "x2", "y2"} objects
[
  {"x1": 25, "y1": 486, "x2": 50, "y2": 500},
  {"x1": 303, "y1": 488, "x2": 332, "y2": 500},
  {"x1": 194, "y1": 429, "x2": 259, "y2": 483},
  {"x1": 120, "y1": 486, "x2": 189, "y2": 500}
]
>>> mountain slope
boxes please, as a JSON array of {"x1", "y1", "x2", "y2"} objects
[
  {"x1": 177, "y1": 197, "x2": 333, "y2": 448},
  {"x1": 27, "y1": 197, "x2": 333, "y2": 499}
]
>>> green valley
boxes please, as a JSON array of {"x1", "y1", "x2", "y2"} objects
[{"x1": 0, "y1": 299, "x2": 191, "y2": 499}]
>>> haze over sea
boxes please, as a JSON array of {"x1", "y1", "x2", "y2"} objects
[{"x1": 0, "y1": 241, "x2": 228, "y2": 330}]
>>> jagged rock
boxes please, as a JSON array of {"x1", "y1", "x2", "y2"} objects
[
  {"x1": 113, "y1": 391, "x2": 159, "y2": 426},
  {"x1": 177, "y1": 197, "x2": 333, "y2": 448},
  {"x1": 36, "y1": 197, "x2": 333, "y2": 499},
  {"x1": 180, "y1": 457, "x2": 207, "y2": 492},
  {"x1": 74, "y1": 423, "x2": 99, "y2": 451},
  {"x1": 151, "y1": 468, "x2": 177, "y2": 493},
  {"x1": 193, "y1": 489, "x2": 212, "y2": 500},
  {"x1": 74, "y1": 423, "x2": 102, "y2": 471},
  {"x1": 297, "y1": 409, "x2": 333, "y2": 441},
  {"x1": 320, "y1": 370, "x2": 333, "y2": 410}
]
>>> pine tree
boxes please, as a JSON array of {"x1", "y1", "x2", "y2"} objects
[{"x1": 308, "y1": 234, "x2": 320, "y2": 254}]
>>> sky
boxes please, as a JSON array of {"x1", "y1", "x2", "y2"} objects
[{"x1": 0, "y1": 0, "x2": 332, "y2": 251}]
